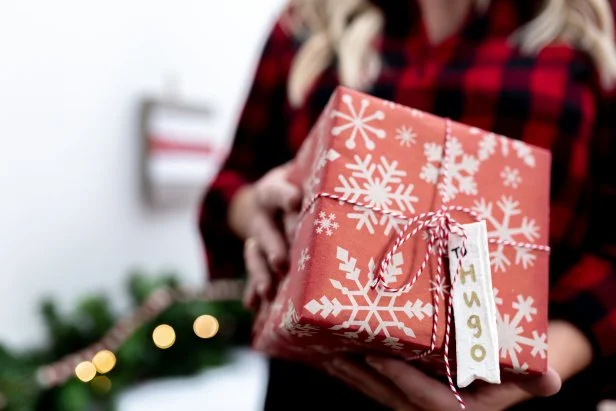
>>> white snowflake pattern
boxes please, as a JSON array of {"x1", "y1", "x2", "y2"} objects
[
  {"x1": 501, "y1": 166, "x2": 522, "y2": 189},
  {"x1": 429, "y1": 277, "x2": 450, "y2": 299},
  {"x1": 480, "y1": 133, "x2": 536, "y2": 167},
  {"x1": 280, "y1": 300, "x2": 319, "y2": 338},
  {"x1": 410, "y1": 108, "x2": 424, "y2": 117},
  {"x1": 399, "y1": 106, "x2": 425, "y2": 118},
  {"x1": 335, "y1": 154, "x2": 418, "y2": 235},
  {"x1": 303, "y1": 139, "x2": 341, "y2": 213},
  {"x1": 271, "y1": 277, "x2": 292, "y2": 316},
  {"x1": 382, "y1": 101, "x2": 423, "y2": 119},
  {"x1": 314, "y1": 211, "x2": 339, "y2": 236},
  {"x1": 298, "y1": 248, "x2": 311, "y2": 271},
  {"x1": 304, "y1": 247, "x2": 434, "y2": 349},
  {"x1": 384, "y1": 337, "x2": 404, "y2": 350},
  {"x1": 478, "y1": 133, "x2": 497, "y2": 160},
  {"x1": 419, "y1": 137, "x2": 480, "y2": 202},
  {"x1": 395, "y1": 126, "x2": 417, "y2": 147},
  {"x1": 331, "y1": 94, "x2": 386, "y2": 150},
  {"x1": 472, "y1": 196, "x2": 541, "y2": 272},
  {"x1": 511, "y1": 140, "x2": 536, "y2": 168},
  {"x1": 383, "y1": 100, "x2": 397, "y2": 109},
  {"x1": 493, "y1": 288, "x2": 548, "y2": 373}
]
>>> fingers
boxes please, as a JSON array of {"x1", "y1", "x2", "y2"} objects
[
  {"x1": 248, "y1": 164, "x2": 302, "y2": 274},
  {"x1": 283, "y1": 211, "x2": 300, "y2": 244},
  {"x1": 326, "y1": 358, "x2": 415, "y2": 411},
  {"x1": 365, "y1": 356, "x2": 462, "y2": 411},
  {"x1": 258, "y1": 179, "x2": 301, "y2": 213},
  {"x1": 516, "y1": 367, "x2": 561, "y2": 397},
  {"x1": 282, "y1": 182, "x2": 302, "y2": 212},
  {"x1": 242, "y1": 278, "x2": 258, "y2": 310},
  {"x1": 251, "y1": 213, "x2": 289, "y2": 274},
  {"x1": 243, "y1": 237, "x2": 273, "y2": 309},
  {"x1": 242, "y1": 163, "x2": 302, "y2": 309},
  {"x1": 470, "y1": 380, "x2": 531, "y2": 410},
  {"x1": 251, "y1": 299, "x2": 270, "y2": 332},
  {"x1": 474, "y1": 367, "x2": 562, "y2": 410},
  {"x1": 255, "y1": 168, "x2": 302, "y2": 213}
]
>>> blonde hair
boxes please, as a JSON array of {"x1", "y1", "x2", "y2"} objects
[{"x1": 284, "y1": 0, "x2": 616, "y2": 107}]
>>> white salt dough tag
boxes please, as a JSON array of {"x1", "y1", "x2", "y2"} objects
[{"x1": 448, "y1": 221, "x2": 500, "y2": 388}]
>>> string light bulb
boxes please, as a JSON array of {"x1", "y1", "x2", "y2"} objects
[
  {"x1": 75, "y1": 361, "x2": 97, "y2": 382},
  {"x1": 152, "y1": 324, "x2": 176, "y2": 349},
  {"x1": 92, "y1": 350, "x2": 116, "y2": 374},
  {"x1": 193, "y1": 315, "x2": 220, "y2": 339},
  {"x1": 90, "y1": 375, "x2": 112, "y2": 395}
]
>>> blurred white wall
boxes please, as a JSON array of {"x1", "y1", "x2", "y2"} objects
[{"x1": 0, "y1": 0, "x2": 285, "y2": 348}]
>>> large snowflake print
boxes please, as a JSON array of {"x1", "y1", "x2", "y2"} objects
[
  {"x1": 279, "y1": 301, "x2": 319, "y2": 338},
  {"x1": 472, "y1": 196, "x2": 541, "y2": 272},
  {"x1": 331, "y1": 93, "x2": 386, "y2": 150},
  {"x1": 493, "y1": 289, "x2": 547, "y2": 373},
  {"x1": 334, "y1": 154, "x2": 418, "y2": 235},
  {"x1": 304, "y1": 247, "x2": 434, "y2": 350},
  {"x1": 419, "y1": 137, "x2": 480, "y2": 202}
]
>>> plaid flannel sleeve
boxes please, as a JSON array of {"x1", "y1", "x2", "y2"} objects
[
  {"x1": 549, "y1": 89, "x2": 616, "y2": 365},
  {"x1": 199, "y1": 22, "x2": 295, "y2": 280}
]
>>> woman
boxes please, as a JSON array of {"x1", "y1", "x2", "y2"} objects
[{"x1": 200, "y1": 0, "x2": 616, "y2": 409}]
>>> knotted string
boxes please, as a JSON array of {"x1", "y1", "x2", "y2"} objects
[{"x1": 299, "y1": 119, "x2": 551, "y2": 409}]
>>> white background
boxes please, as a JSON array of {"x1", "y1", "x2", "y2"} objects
[
  {"x1": 0, "y1": 0, "x2": 284, "y2": 347},
  {"x1": 0, "y1": 0, "x2": 285, "y2": 409}
]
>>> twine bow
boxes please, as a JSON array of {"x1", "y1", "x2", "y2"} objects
[{"x1": 300, "y1": 119, "x2": 550, "y2": 409}]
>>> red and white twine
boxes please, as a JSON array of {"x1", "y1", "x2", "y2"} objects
[
  {"x1": 300, "y1": 119, "x2": 551, "y2": 409},
  {"x1": 35, "y1": 279, "x2": 245, "y2": 389}
]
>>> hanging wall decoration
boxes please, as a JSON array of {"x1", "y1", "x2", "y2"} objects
[{"x1": 140, "y1": 97, "x2": 226, "y2": 208}]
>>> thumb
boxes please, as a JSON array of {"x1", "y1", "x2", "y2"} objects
[
  {"x1": 517, "y1": 367, "x2": 561, "y2": 397},
  {"x1": 258, "y1": 179, "x2": 302, "y2": 212},
  {"x1": 282, "y1": 183, "x2": 302, "y2": 212}
]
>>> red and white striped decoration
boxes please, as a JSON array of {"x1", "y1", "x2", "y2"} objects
[
  {"x1": 300, "y1": 119, "x2": 551, "y2": 409},
  {"x1": 36, "y1": 279, "x2": 245, "y2": 389},
  {"x1": 142, "y1": 101, "x2": 229, "y2": 207}
]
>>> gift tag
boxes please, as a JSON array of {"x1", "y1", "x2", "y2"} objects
[{"x1": 448, "y1": 221, "x2": 500, "y2": 388}]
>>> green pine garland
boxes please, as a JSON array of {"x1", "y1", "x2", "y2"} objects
[{"x1": 0, "y1": 271, "x2": 252, "y2": 411}]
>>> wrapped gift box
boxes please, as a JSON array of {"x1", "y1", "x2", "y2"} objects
[{"x1": 253, "y1": 86, "x2": 551, "y2": 380}]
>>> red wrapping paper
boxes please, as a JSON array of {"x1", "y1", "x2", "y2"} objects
[{"x1": 253, "y1": 86, "x2": 551, "y2": 379}]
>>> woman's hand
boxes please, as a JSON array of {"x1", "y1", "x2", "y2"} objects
[
  {"x1": 228, "y1": 163, "x2": 302, "y2": 310},
  {"x1": 325, "y1": 357, "x2": 561, "y2": 411},
  {"x1": 325, "y1": 320, "x2": 592, "y2": 410}
]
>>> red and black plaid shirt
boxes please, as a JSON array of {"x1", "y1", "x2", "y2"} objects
[{"x1": 200, "y1": 0, "x2": 616, "y2": 389}]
